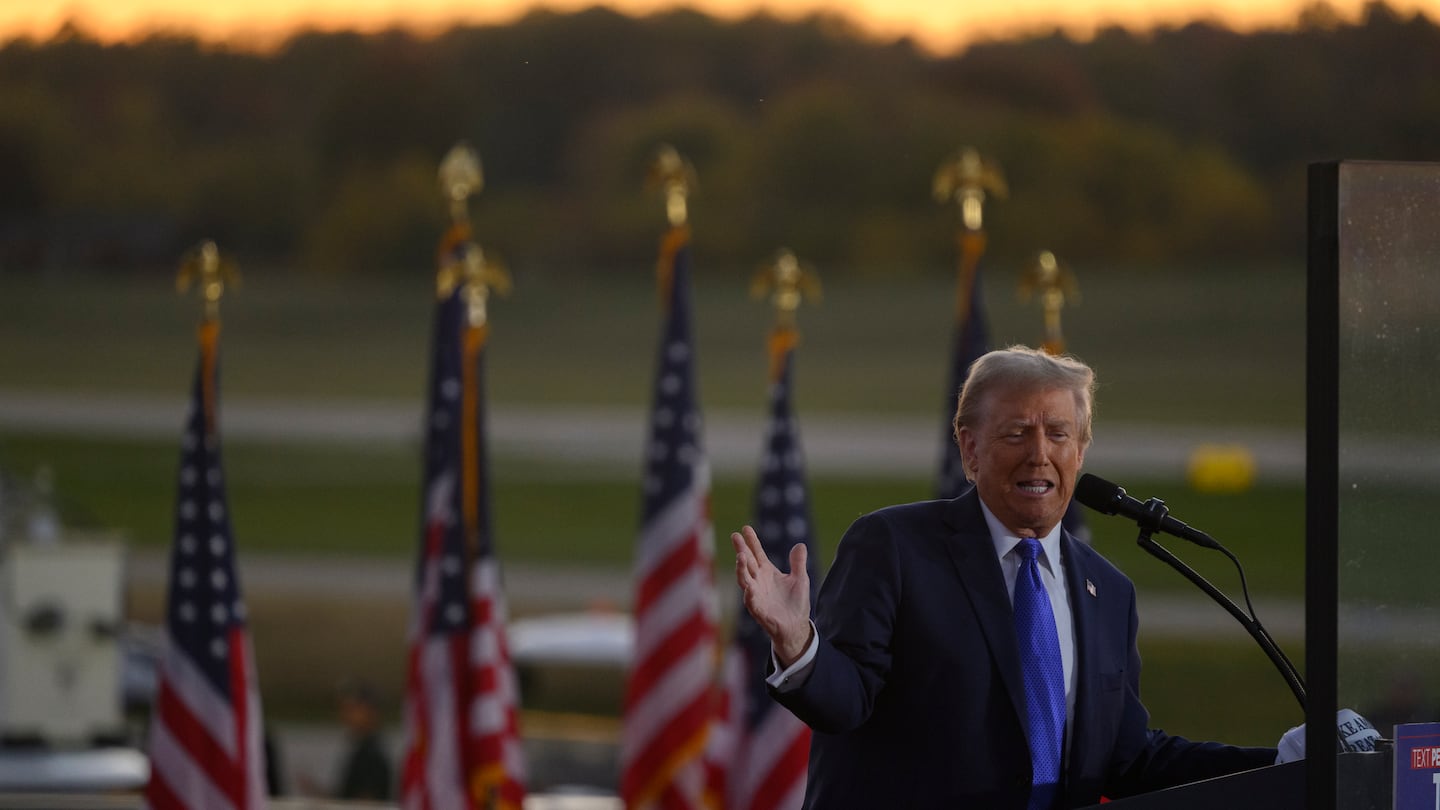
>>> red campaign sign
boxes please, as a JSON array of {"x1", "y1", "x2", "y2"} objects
[{"x1": 1412, "y1": 746, "x2": 1440, "y2": 770}]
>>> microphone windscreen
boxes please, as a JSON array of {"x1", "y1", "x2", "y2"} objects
[{"x1": 1074, "y1": 473, "x2": 1122, "y2": 513}]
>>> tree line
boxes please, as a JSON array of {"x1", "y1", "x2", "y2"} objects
[{"x1": 1, "y1": 1, "x2": 1437, "y2": 276}]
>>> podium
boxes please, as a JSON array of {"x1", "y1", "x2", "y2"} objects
[
  {"x1": 1077, "y1": 752, "x2": 1391, "y2": 810},
  {"x1": 1080, "y1": 762, "x2": 1303, "y2": 810}
]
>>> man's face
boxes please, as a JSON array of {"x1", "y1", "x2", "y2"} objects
[{"x1": 958, "y1": 384, "x2": 1086, "y2": 538}]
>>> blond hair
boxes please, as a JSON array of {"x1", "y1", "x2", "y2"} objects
[{"x1": 952, "y1": 345, "x2": 1096, "y2": 451}]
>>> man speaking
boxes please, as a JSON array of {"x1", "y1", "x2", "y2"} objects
[{"x1": 732, "y1": 345, "x2": 1275, "y2": 809}]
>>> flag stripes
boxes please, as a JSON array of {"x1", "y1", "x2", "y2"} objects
[
  {"x1": 708, "y1": 332, "x2": 816, "y2": 810},
  {"x1": 621, "y1": 225, "x2": 719, "y2": 810},
  {"x1": 402, "y1": 273, "x2": 526, "y2": 809}
]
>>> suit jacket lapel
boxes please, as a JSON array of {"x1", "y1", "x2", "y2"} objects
[
  {"x1": 942, "y1": 491, "x2": 1028, "y2": 733},
  {"x1": 1062, "y1": 531, "x2": 1102, "y2": 775}
]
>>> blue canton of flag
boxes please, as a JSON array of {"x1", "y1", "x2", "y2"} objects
[
  {"x1": 145, "y1": 322, "x2": 267, "y2": 810},
  {"x1": 708, "y1": 339, "x2": 816, "y2": 810},
  {"x1": 640, "y1": 252, "x2": 705, "y2": 524},
  {"x1": 420, "y1": 289, "x2": 472, "y2": 644}
]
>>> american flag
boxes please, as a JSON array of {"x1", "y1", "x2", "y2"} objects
[
  {"x1": 936, "y1": 234, "x2": 990, "y2": 501},
  {"x1": 708, "y1": 329, "x2": 817, "y2": 810},
  {"x1": 620, "y1": 225, "x2": 720, "y2": 810},
  {"x1": 401, "y1": 246, "x2": 525, "y2": 810},
  {"x1": 145, "y1": 321, "x2": 268, "y2": 810}
]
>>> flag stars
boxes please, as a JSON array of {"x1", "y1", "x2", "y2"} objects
[
  {"x1": 654, "y1": 408, "x2": 674, "y2": 428},
  {"x1": 787, "y1": 517, "x2": 808, "y2": 539},
  {"x1": 445, "y1": 604, "x2": 464, "y2": 625},
  {"x1": 676, "y1": 444, "x2": 698, "y2": 465},
  {"x1": 785, "y1": 483, "x2": 806, "y2": 504},
  {"x1": 661, "y1": 374, "x2": 681, "y2": 395},
  {"x1": 441, "y1": 378, "x2": 460, "y2": 400},
  {"x1": 166, "y1": 357, "x2": 255, "y2": 703},
  {"x1": 667, "y1": 342, "x2": 689, "y2": 362}
]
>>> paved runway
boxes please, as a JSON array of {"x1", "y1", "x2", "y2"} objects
[{"x1": 0, "y1": 387, "x2": 1309, "y2": 480}]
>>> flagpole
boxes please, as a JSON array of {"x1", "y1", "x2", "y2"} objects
[
  {"x1": 149, "y1": 241, "x2": 269, "y2": 809},
  {"x1": 403, "y1": 143, "x2": 524, "y2": 810},
  {"x1": 933, "y1": 147, "x2": 1007, "y2": 324},
  {"x1": 175, "y1": 239, "x2": 240, "y2": 429},
  {"x1": 707, "y1": 250, "x2": 820, "y2": 810},
  {"x1": 446, "y1": 143, "x2": 523, "y2": 810},
  {"x1": 646, "y1": 143, "x2": 697, "y2": 307},
  {"x1": 932, "y1": 148, "x2": 1004, "y2": 501},
  {"x1": 622, "y1": 144, "x2": 718, "y2": 810},
  {"x1": 751, "y1": 249, "x2": 822, "y2": 379},
  {"x1": 1016, "y1": 248, "x2": 1092, "y2": 540},
  {"x1": 1018, "y1": 249, "x2": 1080, "y2": 356}
]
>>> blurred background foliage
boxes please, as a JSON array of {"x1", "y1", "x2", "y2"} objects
[{"x1": 3, "y1": 1, "x2": 1439, "y2": 278}]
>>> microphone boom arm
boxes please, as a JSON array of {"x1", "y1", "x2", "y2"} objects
[{"x1": 1130, "y1": 496, "x2": 1307, "y2": 712}]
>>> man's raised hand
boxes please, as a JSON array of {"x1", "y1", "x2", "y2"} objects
[{"x1": 731, "y1": 524, "x2": 813, "y2": 666}]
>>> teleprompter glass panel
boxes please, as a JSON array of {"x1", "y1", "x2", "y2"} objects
[{"x1": 1332, "y1": 161, "x2": 1440, "y2": 800}]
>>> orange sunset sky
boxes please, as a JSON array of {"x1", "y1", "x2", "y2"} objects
[{"x1": 4, "y1": 0, "x2": 1437, "y2": 52}]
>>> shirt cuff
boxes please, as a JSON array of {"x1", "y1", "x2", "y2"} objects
[{"x1": 765, "y1": 620, "x2": 819, "y2": 692}]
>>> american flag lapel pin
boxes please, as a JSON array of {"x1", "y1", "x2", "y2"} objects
[{"x1": 1086, "y1": 579, "x2": 1097, "y2": 597}]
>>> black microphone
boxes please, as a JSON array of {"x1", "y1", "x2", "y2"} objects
[{"x1": 1074, "y1": 473, "x2": 1222, "y2": 550}]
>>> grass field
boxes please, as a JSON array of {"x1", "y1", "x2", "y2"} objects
[
  {"x1": 0, "y1": 261, "x2": 1305, "y2": 423},
  {"x1": 0, "y1": 432, "x2": 1306, "y2": 599}
]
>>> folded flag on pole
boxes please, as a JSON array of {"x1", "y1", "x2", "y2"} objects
[
  {"x1": 708, "y1": 306, "x2": 818, "y2": 810},
  {"x1": 621, "y1": 146, "x2": 720, "y2": 810},
  {"x1": 935, "y1": 240, "x2": 990, "y2": 501},
  {"x1": 932, "y1": 149, "x2": 1005, "y2": 502},
  {"x1": 146, "y1": 243, "x2": 268, "y2": 810},
  {"x1": 1018, "y1": 250, "x2": 1089, "y2": 541},
  {"x1": 401, "y1": 145, "x2": 525, "y2": 810}
]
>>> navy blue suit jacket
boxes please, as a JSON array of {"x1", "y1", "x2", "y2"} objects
[{"x1": 772, "y1": 491, "x2": 1274, "y2": 809}]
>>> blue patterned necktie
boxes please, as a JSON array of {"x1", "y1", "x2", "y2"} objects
[{"x1": 1014, "y1": 538, "x2": 1065, "y2": 810}]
